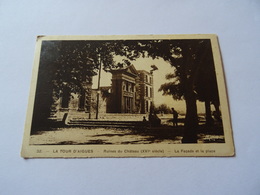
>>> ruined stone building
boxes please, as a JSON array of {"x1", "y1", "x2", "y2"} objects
[
  {"x1": 53, "y1": 64, "x2": 154, "y2": 118},
  {"x1": 109, "y1": 65, "x2": 138, "y2": 113},
  {"x1": 109, "y1": 65, "x2": 154, "y2": 114},
  {"x1": 135, "y1": 69, "x2": 154, "y2": 113},
  {"x1": 53, "y1": 79, "x2": 92, "y2": 119}
]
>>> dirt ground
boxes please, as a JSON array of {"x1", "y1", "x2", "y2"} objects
[{"x1": 30, "y1": 125, "x2": 224, "y2": 145}]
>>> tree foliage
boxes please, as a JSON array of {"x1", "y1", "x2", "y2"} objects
[
  {"x1": 32, "y1": 40, "x2": 130, "y2": 131},
  {"x1": 154, "y1": 104, "x2": 172, "y2": 114},
  {"x1": 139, "y1": 39, "x2": 218, "y2": 142}
]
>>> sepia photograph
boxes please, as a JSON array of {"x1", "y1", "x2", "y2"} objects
[
  {"x1": 2, "y1": 1, "x2": 260, "y2": 194},
  {"x1": 21, "y1": 34, "x2": 234, "y2": 158}
]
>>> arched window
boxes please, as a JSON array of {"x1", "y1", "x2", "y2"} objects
[
  {"x1": 129, "y1": 83, "x2": 132, "y2": 92},
  {"x1": 61, "y1": 94, "x2": 69, "y2": 108},
  {"x1": 78, "y1": 91, "x2": 85, "y2": 110}
]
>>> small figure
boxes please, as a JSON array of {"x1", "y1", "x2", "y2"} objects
[
  {"x1": 172, "y1": 108, "x2": 178, "y2": 127},
  {"x1": 149, "y1": 111, "x2": 161, "y2": 127},
  {"x1": 142, "y1": 116, "x2": 148, "y2": 128}
]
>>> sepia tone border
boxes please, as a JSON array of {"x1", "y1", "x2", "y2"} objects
[{"x1": 21, "y1": 34, "x2": 235, "y2": 158}]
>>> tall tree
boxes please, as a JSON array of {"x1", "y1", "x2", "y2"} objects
[
  {"x1": 31, "y1": 40, "x2": 128, "y2": 133},
  {"x1": 147, "y1": 39, "x2": 217, "y2": 142},
  {"x1": 195, "y1": 42, "x2": 220, "y2": 126}
]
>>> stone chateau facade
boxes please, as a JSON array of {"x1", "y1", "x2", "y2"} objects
[{"x1": 54, "y1": 65, "x2": 154, "y2": 118}]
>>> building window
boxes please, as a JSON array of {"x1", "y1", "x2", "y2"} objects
[
  {"x1": 150, "y1": 77, "x2": 152, "y2": 84},
  {"x1": 129, "y1": 83, "x2": 132, "y2": 92},
  {"x1": 150, "y1": 88, "x2": 152, "y2": 98},
  {"x1": 123, "y1": 82, "x2": 126, "y2": 91},
  {"x1": 146, "y1": 86, "x2": 148, "y2": 97},
  {"x1": 145, "y1": 75, "x2": 148, "y2": 82}
]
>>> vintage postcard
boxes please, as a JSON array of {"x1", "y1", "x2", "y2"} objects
[{"x1": 21, "y1": 34, "x2": 235, "y2": 158}]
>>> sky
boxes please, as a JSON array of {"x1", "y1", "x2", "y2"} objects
[{"x1": 92, "y1": 56, "x2": 205, "y2": 113}]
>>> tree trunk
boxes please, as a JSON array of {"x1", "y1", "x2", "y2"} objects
[
  {"x1": 213, "y1": 101, "x2": 222, "y2": 122},
  {"x1": 205, "y1": 100, "x2": 214, "y2": 126},
  {"x1": 182, "y1": 84, "x2": 198, "y2": 143}
]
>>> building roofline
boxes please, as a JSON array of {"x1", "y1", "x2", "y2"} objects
[{"x1": 137, "y1": 69, "x2": 152, "y2": 75}]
